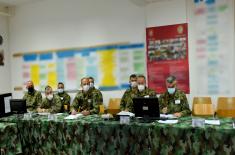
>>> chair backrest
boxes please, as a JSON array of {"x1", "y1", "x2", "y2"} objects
[
  {"x1": 99, "y1": 105, "x2": 105, "y2": 114},
  {"x1": 192, "y1": 97, "x2": 214, "y2": 116},
  {"x1": 217, "y1": 97, "x2": 235, "y2": 117},
  {"x1": 107, "y1": 98, "x2": 121, "y2": 115}
]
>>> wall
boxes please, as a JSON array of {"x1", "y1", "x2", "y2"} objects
[
  {"x1": 0, "y1": 15, "x2": 11, "y2": 94},
  {"x1": 8, "y1": 0, "x2": 235, "y2": 108},
  {"x1": 9, "y1": 0, "x2": 146, "y2": 106},
  {"x1": 146, "y1": 0, "x2": 235, "y2": 108}
]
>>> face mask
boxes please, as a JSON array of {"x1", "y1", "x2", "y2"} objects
[
  {"x1": 90, "y1": 83, "x2": 94, "y2": 88},
  {"x1": 28, "y1": 87, "x2": 34, "y2": 93},
  {"x1": 167, "y1": 88, "x2": 176, "y2": 94},
  {"x1": 58, "y1": 88, "x2": 64, "y2": 94},
  {"x1": 47, "y1": 94, "x2": 53, "y2": 100},
  {"x1": 130, "y1": 81, "x2": 137, "y2": 88},
  {"x1": 138, "y1": 85, "x2": 145, "y2": 92},
  {"x1": 83, "y1": 85, "x2": 90, "y2": 92}
]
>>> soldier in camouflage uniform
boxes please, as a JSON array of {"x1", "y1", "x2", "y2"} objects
[
  {"x1": 159, "y1": 75, "x2": 191, "y2": 117},
  {"x1": 23, "y1": 80, "x2": 42, "y2": 112},
  {"x1": 120, "y1": 74, "x2": 138, "y2": 111},
  {"x1": 71, "y1": 77, "x2": 103, "y2": 116},
  {"x1": 88, "y1": 77, "x2": 103, "y2": 104},
  {"x1": 120, "y1": 74, "x2": 156, "y2": 112},
  {"x1": 38, "y1": 85, "x2": 62, "y2": 113},
  {"x1": 57, "y1": 82, "x2": 71, "y2": 113}
]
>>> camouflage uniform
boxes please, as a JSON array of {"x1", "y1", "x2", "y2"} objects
[
  {"x1": 23, "y1": 90, "x2": 42, "y2": 112},
  {"x1": 159, "y1": 89, "x2": 191, "y2": 116},
  {"x1": 90, "y1": 87, "x2": 103, "y2": 103},
  {"x1": 40, "y1": 94, "x2": 62, "y2": 113},
  {"x1": 57, "y1": 92, "x2": 71, "y2": 112},
  {"x1": 120, "y1": 87, "x2": 156, "y2": 112},
  {"x1": 71, "y1": 89, "x2": 103, "y2": 114}
]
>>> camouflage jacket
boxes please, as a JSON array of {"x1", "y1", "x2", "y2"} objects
[
  {"x1": 40, "y1": 94, "x2": 62, "y2": 113},
  {"x1": 90, "y1": 87, "x2": 103, "y2": 103},
  {"x1": 120, "y1": 87, "x2": 156, "y2": 112},
  {"x1": 159, "y1": 89, "x2": 191, "y2": 116},
  {"x1": 57, "y1": 92, "x2": 71, "y2": 112},
  {"x1": 23, "y1": 90, "x2": 42, "y2": 112},
  {"x1": 71, "y1": 89, "x2": 103, "y2": 114}
]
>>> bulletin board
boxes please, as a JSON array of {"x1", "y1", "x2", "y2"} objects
[{"x1": 20, "y1": 43, "x2": 145, "y2": 91}]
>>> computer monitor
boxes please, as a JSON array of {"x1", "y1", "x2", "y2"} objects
[
  {"x1": 10, "y1": 99, "x2": 27, "y2": 114},
  {"x1": 0, "y1": 93, "x2": 12, "y2": 117},
  {"x1": 133, "y1": 97, "x2": 160, "y2": 118}
]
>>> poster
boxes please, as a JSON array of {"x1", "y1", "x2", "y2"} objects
[
  {"x1": 146, "y1": 23, "x2": 189, "y2": 93},
  {"x1": 22, "y1": 43, "x2": 145, "y2": 91},
  {"x1": 194, "y1": 0, "x2": 233, "y2": 95}
]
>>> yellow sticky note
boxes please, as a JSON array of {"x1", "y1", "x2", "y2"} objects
[{"x1": 30, "y1": 64, "x2": 40, "y2": 86}]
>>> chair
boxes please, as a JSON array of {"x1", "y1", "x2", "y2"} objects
[
  {"x1": 217, "y1": 97, "x2": 235, "y2": 117},
  {"x1": 99, "y1": 105, "x2": 105, "y2": 114},
  {"x1": 192, "y1": 97, "x2": 214, "y2": 116},
  {"x1": 107, "y1": 98, "x2": 121, "y2": 115}
]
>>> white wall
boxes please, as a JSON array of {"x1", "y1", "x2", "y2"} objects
[
  {"x1": 8, "y1": 0, "x2": 235, "y2": 108},
  {"x1": 9, "y1": 0, "x2": 146, "y2": 106},
  {"x1": 0, "y1": 15, "x2": 11, "y2": 94},
  {"x1": 146, "y1": 0, "x2": 235, "y2": 108}
]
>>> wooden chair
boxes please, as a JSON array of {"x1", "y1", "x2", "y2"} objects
[
  {"x1": 107, "y1": 98, "x2": 121, "y2": 115},
  {"x1": 99, "y1": 105, "x2": 105, "y2": 114},
  {"x1": 217, "y1": 97, "x2": 235, "y2": 117},
  {"x1": 192, "y1": 97, "x2": 214, "y2": 116}
]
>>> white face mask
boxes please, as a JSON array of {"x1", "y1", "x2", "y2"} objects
[
  {"x1": 167, "y1": 88, "x2": 176, "y2": 94},
  {"x1": 90, "y1": 82, "x2": 94, "y2": 88},
  {"x1": 47, "y1": 94, "x2": 53, "y2": 100},
  {"x1": 138, "y1": 84, "x2": 145, "y2": 92},
  {"x1": 130, "y1": 81, "x2": 137, "y2": 88},
  {"x1": 83, "y1": 85, "x2": 90, "y2": 92},
  {"x1": 58, "y1": 88, "x2": 64, "y2": 93}
]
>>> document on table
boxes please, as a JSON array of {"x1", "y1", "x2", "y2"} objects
[
  {"x1": 205, "y1": 120, "x2": 220, "y2": 125},
  {"x1": 4, "y1": 96, "x2": 11, "y2": 113},
  {"x1": 160, "y1": 114, "x2": 178, "y2": 119},
  {"x1": 158, "y1": 120, "x2": 178, "y2": 124},
  {"x1": 64, "y1": 114, "x2": 83, "y2": 120},
  {"x1": 117, "y1": 111, "x2": 135, "y2": 117}
]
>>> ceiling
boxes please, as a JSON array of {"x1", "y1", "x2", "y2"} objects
[
  {"x1": 0, "y1": 0, "x2": 42, "y2": 6},
  {"x1": 0, "y1": 0, "x2": 165, "y2": 7}
]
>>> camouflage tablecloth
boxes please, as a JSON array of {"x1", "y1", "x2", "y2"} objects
[
  {"x1": 0, "y1": 122, "x2": 22, "y2": 155},
  {"x1": 0, "y1": 114, "x2": 235, "y2": 155}
]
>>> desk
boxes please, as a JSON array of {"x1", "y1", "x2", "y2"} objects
[
  {"x1": 0, "y1": 115, "x2": 235, "y2": 155},
  {"x1": 0, "y1": 122, "x2": 22, "y2": 155}
]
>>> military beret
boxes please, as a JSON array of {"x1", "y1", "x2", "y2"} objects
[{"x1": 166, "y1": 75, "x2": 176, "y2": 83}]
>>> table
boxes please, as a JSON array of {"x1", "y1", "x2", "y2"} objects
[
  {"x1": 0, "y1": 122, "x2": 22, "y2": 155},
  {"x1": 0, "y1": 114, "x2": 235, "y2": 155}
]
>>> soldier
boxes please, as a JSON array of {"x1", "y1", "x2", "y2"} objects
[
  {"x1": 88, "y1": 77, "x2": 103, "y2": 104},
  {"x1": 120, "y1": 74, "x2": 156, "y2": 112},
  {"x1": 159, "y1": 75, "x2": 191, "y2": 117},
  {"x1": 71, "y1": 77, "x2": 103, "y2": 116},
  {"x1": 120, "y1": 74, "x2": 138, "y2": 111},
  {"x1": 38, "y1": 85, "x2": 62, "y2": 113},
  {"x1": 23, "y1": 80, "x2": 42, "y2": 112},
  {"x1": 57, "y1": 82, "x2": 71, "y2": 112}
]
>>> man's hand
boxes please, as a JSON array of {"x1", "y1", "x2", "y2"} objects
[
  {"x1": 174, "y1": 112, "x2": 182, "y2": 117},
  {"x1": 71, "y1": 110, "x2": 78, "y2": 115},
  {"x1": 37, "y1": 108, "x2": 43, "y2": 113},
  {"x1": 162, "y1": 107, "x2": 168, "y2": 114},
  {"x1": 81, "y1": 110, "x2": 90, "y2": 116}
]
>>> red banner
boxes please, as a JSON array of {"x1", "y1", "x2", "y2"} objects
[{"x1": 146, "y1": 23, "x2": 189, "y2": 93}]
